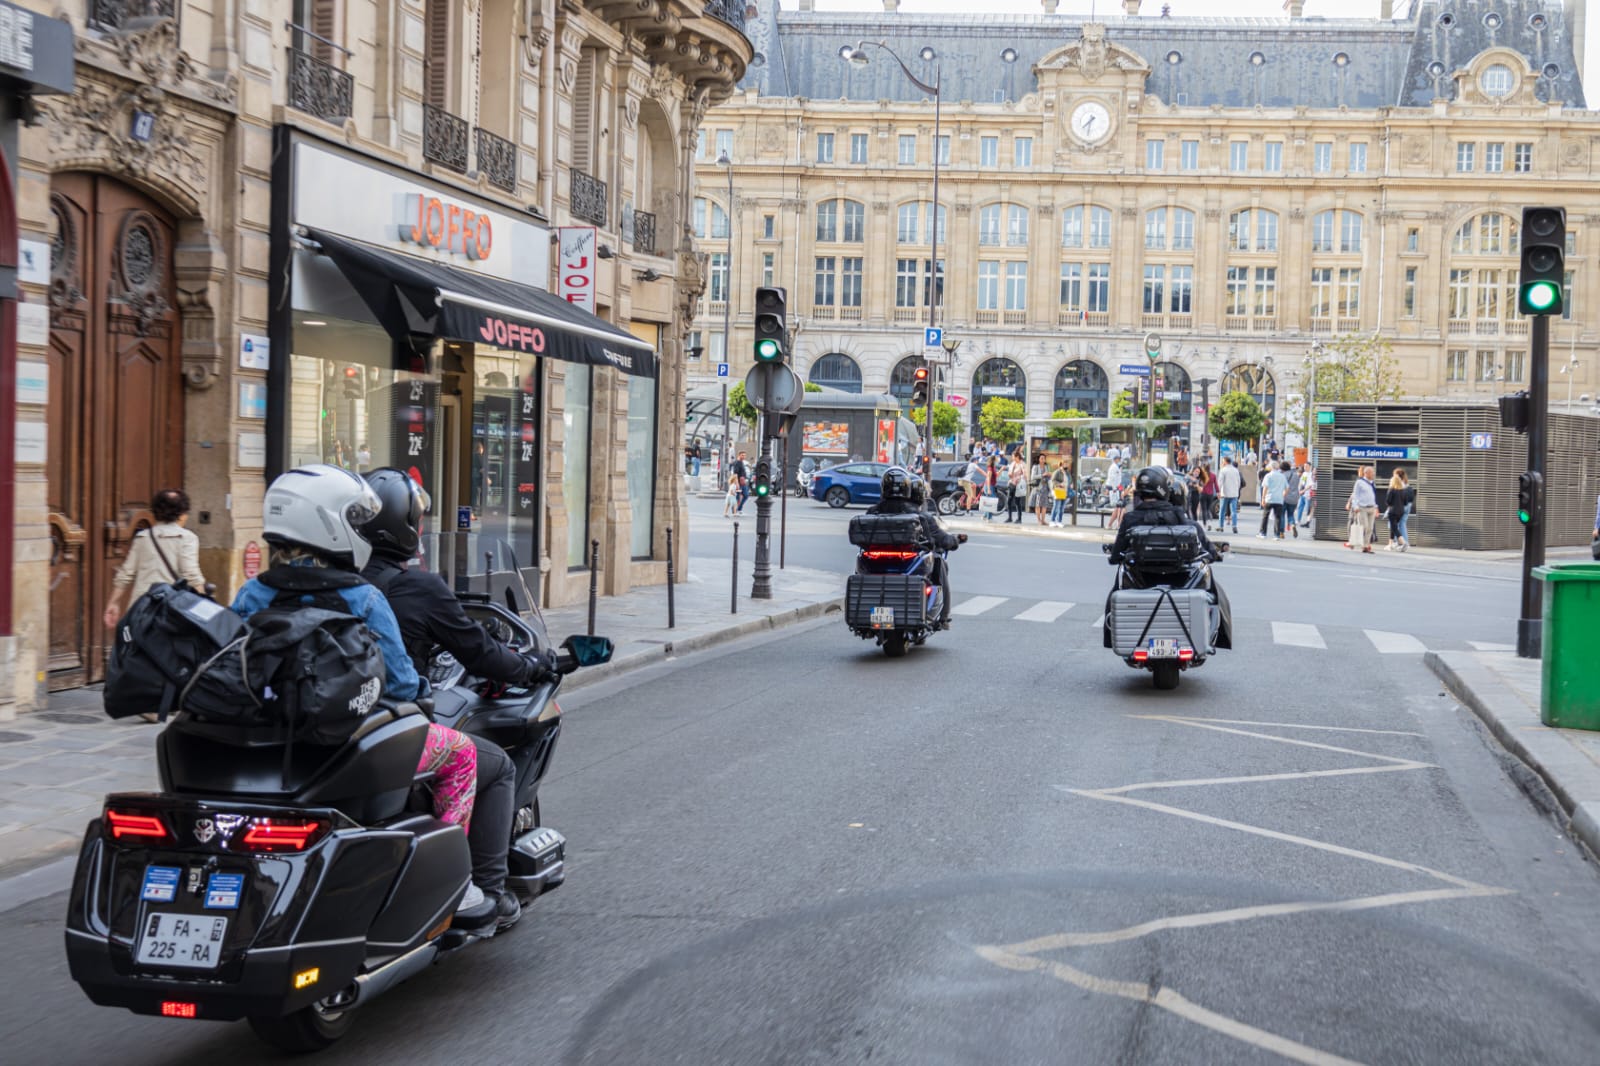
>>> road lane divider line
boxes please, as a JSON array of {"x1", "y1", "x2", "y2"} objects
[
  {"x1": 950, "y1": 595, "x2": 1007, "y2": 616},
  {"x1": 1364, "y1": 629, "x2": 1430, "y2": 654},
  {"x1": 1014, "y1": 600, "x2": 1075, "y2": 623},
  {"x1": 1091, "y1": 762, "x2": 1432, "y2": 795},
  {"x1": 1127, "y1": 715, "x2": 1422, "y2": 738},
  {"x1": 1272, "y1": 621, "x2": 1327, "y2": 648},
  {"x1": 1128, "y1": 716, "x2": 1426, "y2": 766}
]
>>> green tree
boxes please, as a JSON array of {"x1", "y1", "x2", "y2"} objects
[
  {"x1": 804, "y1": 381, "x2": 823, "y2": 393},
  {"x1": 1209, "y1": 390, "x2": 1268, "y2": 442},
  {"x1": 1111, "y1": 388, "x2": 1171, "y2": 420},
  {"x1": 978, "y1": 397, "x2": 1026, "y2": 442},
  {"x1": 1308, "y1": 333, "x2": 1402, "y2": 405},
  {"x1": 1048, "y1": 408, "x2": 1088, "y2": 440},
  {"x1": 726, "y1": 381, "x2": 758, "y2": 426},
  {"x1": 911, "y1": 401, "x2": 961, "y2": 440}
]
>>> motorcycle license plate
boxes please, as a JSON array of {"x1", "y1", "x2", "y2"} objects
[
  {"x1": 1146, "y1": 638, "x2": 1180, "y2": 659},
  {"x1": 135, "y1": 912, "x2": 228, "y2": 970},
  {"x1": 870, "y1": 606, "x2": 895, "y2": 629}
]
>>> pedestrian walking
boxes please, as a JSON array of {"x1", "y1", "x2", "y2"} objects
[
  {"x1": 1280, "y1": 461, "x2": 1301, "y2": 539},
  {"x1": 1005, "y1": 453, "x2": 1028, "y2": 523},
  {"x1": 1259, "y1": 462, "x2": 1288, "y2": 540},
  {"x1": 981, "y1": 456, "x2": 1000, "y2": 522},
  {"x1": 1049, "y1": 463, "x2": 1070, "y2": 526},
  {"x1": 721, "y1": 474, "x2": 740, "y2": 517},
  {"x1": 1217, "y1": 456, "x2": 1242, "y2": 533},
  {"x1": 1384, "y1": 470, "x2": 1410, "y2": 551},
  {"x1": 1296, "y1": 464, "x2": 1317, "y2": 528},
  {"x1": 1200, "y1": 464, "x2": 1218, "y2": 530},
  {"x1": 1397, "y1": 470, "x2": 1416, "y2": 549},
  {"x1": 1345, "y1": 465, "x2": 1378, "y2": 553},
  {"x1": 1107, "y1": 457, "x2": 1127, "y2": 527},
  {"x1": 731, "y1": 451, "x2": 751, "y2": 513}
]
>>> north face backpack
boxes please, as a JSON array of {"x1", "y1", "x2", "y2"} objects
[
  {"x1": 179, "y1": 586, "x2": 387, "y2": 745},
  {"x1": 104, "y1": 583, "x2": 245, "y2": 721}
]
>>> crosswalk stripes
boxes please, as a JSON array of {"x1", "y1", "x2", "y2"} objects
[
  {"x1": 1014, "y1": 600, "x2": 1075, "y2": 623},
  {"x1": 950, "y1": 595, "x2": 1008, "y2": 617},
  {"x1": 1364, "y1": 629, "x2": 1429, "y2": 655},
  {"x1": 1271, "y1": 621, "x2": 1327, "y2": 649}
]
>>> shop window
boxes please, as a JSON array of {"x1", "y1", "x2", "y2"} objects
[
  {"x1": 627, "y1": 363, "x2": 658, "y2": 558},
  {"x1": 564, "y1": 366, "x2": 593, "y2": 568}
]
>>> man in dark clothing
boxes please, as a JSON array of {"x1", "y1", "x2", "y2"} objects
[
  {"x1": 1107, "y1": 467, "x2": 1232, "y2": 649},
  {"x1": 358, "y1": 469, "x2": 562, "y2": 933},
  {"x1": 730, "y1": 451, "x2": 751, "y2": 512},
  {"x1": 863, "y1": 467, "x2": 961, "y2": 625}
]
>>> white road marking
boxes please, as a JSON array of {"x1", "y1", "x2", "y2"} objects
[
  {"x1": 950, "y1": 595, "x2": 1007, "y2": 616},
  {"x1": 1468, "y1": 641, "x2": 1516, "y2": 652},
  {"x1": 1130, "y1": 715, "x2": 1422, "y2": 738},
  {"x1": 1226, "y1": 563, "x2": 1293, "y2": 573},
  {"x1": 1090, "y1": 613, "x2": 1105, "y2": 629},
  {"x1": 1015, "y1": 600, "x2": 1075, "y2": 623},
  {"x1": 1364, "y1": 629, "x2": 1428, "y2": 654},
  {"x1": 1041, "y1": 548, "x2": 1106, "y2": 557},
  {"x1": 1272, "y1": 621, "x2": 1327, "y2": 648}
]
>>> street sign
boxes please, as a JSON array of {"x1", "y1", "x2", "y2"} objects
[
  {"x1": 1332, "y1": 445, "x2": 1420, "y2": 461},
  {"x1": 716, "y1": 362, "x2": 729, "y2": 378},
  {"x1": 1143, "y1": 332, "x2": 1162, "y2": 356},
  {"x1": 745, "y1": 362, "x2": 803, "y2": 414},
  {"x1": 948, "y1": 393, "x2": 967, "y2": 407},
  {"x1": 1119, "y1": 364, "x2": 1151, "y2": 376},
  {"x1": 1470, "y1": 432, "x2": 1494, "y2": 450},
  {"x1": 1316, "y1": 410, "x2": 1336, "y2": 425}
]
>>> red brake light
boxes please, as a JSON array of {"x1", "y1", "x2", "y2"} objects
[
  {"x1": 161, "y1": 1001, "x2": 198, "y2": 1019},
  {"x1": 861, "y1": 550, "x2": 921, "y2": 561},
  {"x1": 241, "y1": 818, "x2": 326, "y2": 852},
  {"x1": 1178, "y1": 648, "x2": 1195, "y2": 661},
  {"x1": 106, "y1": 809, "x2": 168, "y2": 841},
  {"x1": 1132, "y1": 650, "x2": 1149, "y2": 662}
]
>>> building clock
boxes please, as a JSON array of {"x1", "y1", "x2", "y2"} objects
[{"x1": 1068, "y1": 100, "x2": 1113, "y2": 145}]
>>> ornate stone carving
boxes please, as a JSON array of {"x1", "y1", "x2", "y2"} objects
[
  {"x1": 1120, "y1": 206, "x2": 1137, "y2": 219},
  {"x1": 1405, "y1": 137, "x2": 1429, "y2": 165},
  {"x1": 1561, "y1": 139, "x2": 1587, "y2": 167},
  {"x1": 1289, "y1": 207, "x2": 1305, "y2": 219},
  {"x1": 109, "y1": 17, "x2": 192, "y2": 88},
  {"x1": 37, "y1": 79, "x2": 208, "y2": 208},
  {"x1": 559, "y1": 58, "x2": 577, "y2": 92},
  {"x1": 1035, "y1": 22, "x2": 1149, "y2": 81},
  {"x1": 759, "y1": 125, "x2": 782, "y2": 152},
  {"x1": 624, "y1": 96, "x2": 640, "y2": 130},
  {"x1": 1203, "y1": 208, "x2": 1221, "y2": 221}
]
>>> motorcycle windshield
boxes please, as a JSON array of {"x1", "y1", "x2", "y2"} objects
[{"x1": 417, "y1": 532, "x2": 543, "y2": 627}]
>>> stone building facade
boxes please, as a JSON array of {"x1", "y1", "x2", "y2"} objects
[
  {"x1": 691, "y1": 2, "x2": 1598, "y2": 449},
  {"x1": 4, "y1": 0, "x2": 749, "y2": 713}
]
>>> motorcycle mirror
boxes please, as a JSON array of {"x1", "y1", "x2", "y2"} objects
[
  {"x1": 562, "y1": 634, "x2": 615, "y2": 668},
  {"x1": 957, "y1": 533, "x2": 969, "y2": 544},
  {"x1": 1101, "y1": 543, "x2": 1113, "y2": 554},
  {"x1": 1217, "y1": 542, "x2": 1230, "y2": 554}
]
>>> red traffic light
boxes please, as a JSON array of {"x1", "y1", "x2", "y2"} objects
[
  {"x1": 344, "y1": 366, "x2": 360, "y2": 378},
  {"x1": 914, "y1": 367, "x2": 929, "y2": 381}
]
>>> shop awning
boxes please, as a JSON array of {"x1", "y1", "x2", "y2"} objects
[{"x1": 300, "y1": 227, "x2": 657, "y2": 379}]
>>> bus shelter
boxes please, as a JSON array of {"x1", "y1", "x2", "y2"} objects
[{"x1": 1006, "y1": 416, "x2": 1178, "y2": 525}]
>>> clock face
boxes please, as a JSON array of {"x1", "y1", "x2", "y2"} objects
[{"x1": 1070, "y1": 101, "x2": 1112, "y2": 144}]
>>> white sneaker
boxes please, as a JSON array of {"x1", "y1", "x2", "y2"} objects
[{"x1": 456, "y1": 883, "x2": 486, "y2": 912}]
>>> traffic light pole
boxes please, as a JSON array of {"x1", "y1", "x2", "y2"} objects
[
  {"x1": 1517, "y1": 312, "x2": 1550, "y2": 659},
  {"x1": 751, "y1": 418, "x2": 774, "y2": 600}
]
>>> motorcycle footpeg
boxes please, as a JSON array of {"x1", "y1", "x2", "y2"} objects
[{"x1": 507, "y1": 825, "x2": 566, "y2": 900}]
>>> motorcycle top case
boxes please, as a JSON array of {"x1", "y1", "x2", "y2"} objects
[
  {"x1": 104, "y1": 583, "x2": 245, "y2": 720},
  {"x1": 1108, "y1": 588, "x2": 1215, "y2": 657},
  {"x1": 1125, "y1": 525, "x2": 1202, "y2": 568},
  {"x1": 848, "y1": 513, "x2": 928, "y2": 549},
  {"x1": 846, "y1": 573, "x2": 929, "y2": 630}
]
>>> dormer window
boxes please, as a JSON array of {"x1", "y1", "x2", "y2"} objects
[{"x1": 1481, "y1": 64, "x2": 1514, "y2": 97}]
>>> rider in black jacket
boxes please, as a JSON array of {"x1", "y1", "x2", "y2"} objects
[
  {"x1": 865, "y1": 467, "x2": 960, "y2": 624},
  {"x1": 358, "y1": 469, "x2": 560, "y2": 933},
  {"x1": 1107, "y1": 467, "x2": 1232, "y2": 649}
]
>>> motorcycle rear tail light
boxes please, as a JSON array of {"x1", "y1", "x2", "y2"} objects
[
  {"x1": 106, "y1": 809, "x2": 169, "y2": 842},
  {"x1": 240, "y1": 817, "x2": 328, "y2": 852},
  {"x1": 161, "y1": 1001, "x2": 198, "y2": 1019},
  {"x1": 862, "y1": 550, "x2": 921, "y2": 560},
  {"x1": 1178, "y1": 649, "x2": 1195, "y2": 661},
  {"x1": 1132, "y1": 650, "x2": 1148, "y2": 662}
]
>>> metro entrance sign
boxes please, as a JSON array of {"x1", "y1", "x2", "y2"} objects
[
  {"x1": 1119, "y1": 364, "x2": 1151, "y2": 376},
  {"x1": 1332, "y1": 445, "x2": 1420, "y2": 461}
]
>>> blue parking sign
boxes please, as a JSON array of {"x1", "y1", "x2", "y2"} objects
[
  {"x1": 923, "y1": 326, "x2": 943, "y2": 349},
  {"x1": 716, "y1": 363, "x2": 730, "y2": 378}
]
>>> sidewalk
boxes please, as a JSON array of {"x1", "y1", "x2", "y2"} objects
[
  {"x1": 1427, "y1": 650, "x2": 1600, "y2": 860},
  {"x1": 0, "y1": 560, "x2": 842, "y2": 884}
]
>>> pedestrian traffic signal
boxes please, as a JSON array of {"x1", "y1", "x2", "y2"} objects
[
  {"x1": 340, "y1": 366, "x2": 365, "y2": 400},
  {"x1": 1517, "y1": 470, "x2": 1543, "y2": 525},
  {"x1": 752, "y1": 456, "x2": 773, "y2": 499},
  {"x1": 753, "y1": 286, "x2": 787, "y2": 364},
  {"x1": 1518, "y1": 206, "x2": 1566, "y2": 316},
  {"x1": 910, "y1": 366, "x2": 930, "y2": 407}
]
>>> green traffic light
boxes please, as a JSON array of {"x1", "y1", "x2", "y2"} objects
[
  {"x1": 1518, "y1": 508, "x2": 1531, "y2": 524},
  {"x1": 1522, "y1": 280, "x2": 1561, "y2": 313},
  {"x1": 756, "y1": 483, "x2": 770, "y2": 497},
  {"x1": 755, "y1": 338, "x2": 782, "y2": 362}
]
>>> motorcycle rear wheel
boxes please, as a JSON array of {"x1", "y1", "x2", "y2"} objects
[
  {"x1": 1152, "y1": 662, "x2": 1181, "y2": 690},
  {"x1": 249, "y1": 1001, "x2": 356, "y2": 1052},
  {"x1": 882, "y1": 632, "x2": 909, "y2": 658}
]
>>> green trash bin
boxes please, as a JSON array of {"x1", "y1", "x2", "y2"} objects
[{"x1": 1534, "y1": 562, "x2": 1600, "y2": 730}]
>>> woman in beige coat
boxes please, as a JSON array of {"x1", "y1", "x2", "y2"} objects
[{"x1": 102, "y1": 488, "x2": 207, "y2": 629}]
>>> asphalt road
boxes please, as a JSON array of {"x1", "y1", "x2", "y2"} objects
[{"x1": 2, "y1": 501, "x2": 1597, "y2": 1064}]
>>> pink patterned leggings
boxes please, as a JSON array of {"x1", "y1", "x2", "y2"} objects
[{"x1": 416, "y1": 723, "x2": 477, "y2": 830}]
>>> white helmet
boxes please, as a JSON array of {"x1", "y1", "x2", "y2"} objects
[{"x1": 262, "y1": 464, "x2": 384, "y2": 571}]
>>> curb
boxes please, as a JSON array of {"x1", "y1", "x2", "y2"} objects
[
  {"x1": 560, "y1": 597, "x2": 843, "y2": 693},
  {"x1": 1425, "y1": 650, "x2": 1600, "y2": 860}
]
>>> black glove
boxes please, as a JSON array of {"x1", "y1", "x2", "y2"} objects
[{"x1": 524, "y1": 647, "x2": 561, "y2": 684}]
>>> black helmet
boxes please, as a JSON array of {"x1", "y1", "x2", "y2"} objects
[
  {"x1": 909, "y1": 477, "x2": 928, "y2": 507},
  {"x1": 880, "y1": 466, "x2": 914, "y2": 502},
  {"x1": 1133, "y1": 466, "x2": 1172, "y2": 501},
  {"x1": 358, "y1": 468, "x2": 431, "y2": 561}
]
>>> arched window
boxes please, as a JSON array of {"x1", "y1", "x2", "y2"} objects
[
  {"x1": 1452, "y1": 212, "x2": 1518, "y2": 255},
  {"x1": 1145, "y1": 207, "x2": 1196, "y2": 251},
  {"x1": 889, "y1": 356, "x2": 926, "y2": 405},
  {"x1": 980, "y1": 204, "x2": 1029, "y2": 247},
  {"x1": 970, "y1": 357, "x2": 1026, "y2": 439},
  {"x1": 807, "y1": 352, "x2": 863, "y2": 393},
  {"x1": 1220, "y1": 362, "x2": 1277, "y2": 433},
  {"x1": 693, "y1": 197, "x2": 728, "y2": 239},
  {"x1": 896, "y1": 201, "x2": 946, "y2": 245},
  {"x1": 1061, "y1": 205, "x2": 1113, "y2": 250},
  {"x1": 1153, "y1": 361, "x2": 1192, "y2": 422},
  {"x1": 814, "y1": 198, "x2": 864, "y2": 243},
  {"x1": 1311, "y1": 209, "x2": 1362, "y2": 253},
  {"x1": 1228, "y1": 208, "x2": 1279, "y2": 253},
  {"x1": 1054, "y1": 360, "x2": 1109, "y2": 417}
]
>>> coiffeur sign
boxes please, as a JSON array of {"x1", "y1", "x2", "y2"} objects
[
  {"x1": 557, "y1": 226, "x2": 596, "y2": 313},
  {"x1": 398, "y1": 193, "x2": 493, "y2": 260}
]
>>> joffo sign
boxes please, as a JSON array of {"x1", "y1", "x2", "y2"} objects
[
  {"x1": 398, "y1": 193, "x2": 493, "y2": 260},
  {"x1": 557, "y1": 226, "x2": 597, "y2": 313}
]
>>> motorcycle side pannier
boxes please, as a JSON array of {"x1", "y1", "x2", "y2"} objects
[{"x1": 848, "y1": 513, "x2": 927, "y2": 549}]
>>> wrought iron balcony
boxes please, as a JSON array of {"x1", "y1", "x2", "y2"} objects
[
  {"x1": 423, "y1": 103, "x2": 470, "y2": 174},
  {"x1": 703, "y1": 0, "x2": 747, "y2": 33},
  {"x1": 287, "y1": 48, "x2": 354, "y2": 123},
  {"x1": 571, "y1": 169, "x2": 608, "y2": 227},
  {"x1": 89, "y1": 0, "x2": 175, "y2": 32},
  {"x1": 633, "y1": 210, "x2": 657, "y2": 256},
  {"x1": 475, "y1": 128, "x2": 517, "y2": 193}
]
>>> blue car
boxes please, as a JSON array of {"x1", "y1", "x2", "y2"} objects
[{"x1": 810, "y1": 462, "x2": 890, "y2": 508}]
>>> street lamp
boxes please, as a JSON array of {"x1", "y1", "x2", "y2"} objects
[
  {"x1": 716, "y1": 150, "x2": 734, "y2": 489},
  {"x1": 1559, "y1": 345, "x2": 1581, "y2": 409},
  {"x1": 1306, "y1": 341, "x2": 1324, "y2": 464},
  {"x1": 845, "y1": 39, "x2": 941, "y2": 478}
]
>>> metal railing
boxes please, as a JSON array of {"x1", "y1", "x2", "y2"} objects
[
  {"x1": 287, "y1": 47, "x2": 354, "y2": 123},
  {"x1": 571, "y1": 169, "x2": 608, "y2": 226},
  {"x1": 633, "y1": 210, "x2": 656, "y2": 255},
  {"x1": 704, "y1": 0, "x2": 747, "y2": 33},
  {"x1": 423, "y1": 103, "x2": 470, "y2": 174},
  {"x1": 475, "y1": 127, "x2": 517, "y2": 192},
  {"x1": 89, "y1": 0, "x2": 174, "y2": 32}
]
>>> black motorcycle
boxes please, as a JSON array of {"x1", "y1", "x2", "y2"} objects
[
  {"x1": 64, "y1": 536, "x2": 611, "y2": 1052},
  {"x1": 844, "y1": 512, "x2": 964, "y2": 657},
  {"x1": 1103, "y1": 525, "x2": 1229, "y2": 690}
]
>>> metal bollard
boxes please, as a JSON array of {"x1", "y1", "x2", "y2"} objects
[
  {"x1": 730, "y1": 521, "x2": 739, "y2": 615},
  {"x1": 587, "y1": 539, "x2": 599, "y2": 636},
  {"x1": 665, "y1": 527, "x2": 676, "y2": 629}
]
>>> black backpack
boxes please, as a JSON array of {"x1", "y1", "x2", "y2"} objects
[
  {"x1": 179, "y1": 583, "x2": 387, "y2": 745},
  {"x1": 104, "y1": 583, "x2": 245, "y2": 720}
]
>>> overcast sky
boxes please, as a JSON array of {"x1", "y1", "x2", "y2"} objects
[{"x1": 805, "y1": 0, "x2": 1599, "y2": 106}]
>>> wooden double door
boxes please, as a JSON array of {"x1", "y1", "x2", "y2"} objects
[{"x1": 46, "y1": 173, "x2": 184, "y2": 688}]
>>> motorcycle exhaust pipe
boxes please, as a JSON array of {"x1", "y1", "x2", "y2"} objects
[{"x1": 350, "y1": 940, "x2": 440, "y2": 1007}]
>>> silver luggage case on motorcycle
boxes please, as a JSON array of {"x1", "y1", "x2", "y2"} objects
[{"x1": 1108, "y1": 588, "x2": 1215, "y2": 658}]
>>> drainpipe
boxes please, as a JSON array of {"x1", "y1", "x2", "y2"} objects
[
  {"x1": 1375, "y1": 127, "x2": 1388, "y2": 341},
  {"x1": 540, "y1": 3, "x2": 556, "y2": 220}
]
